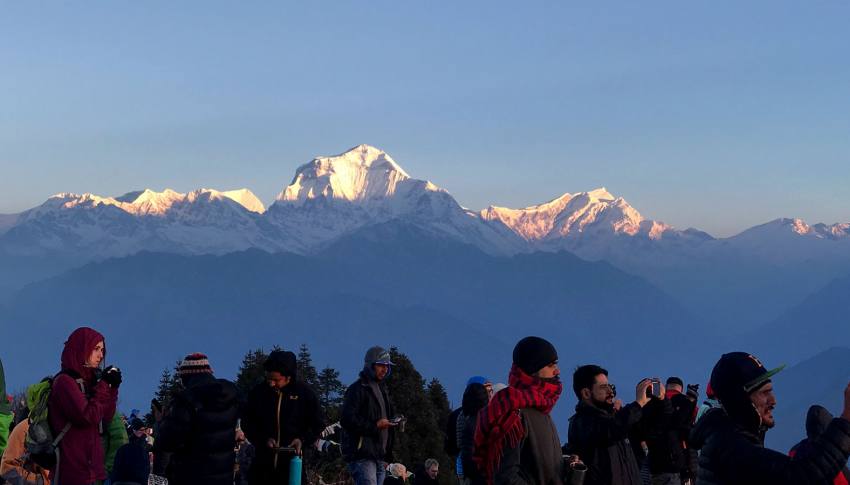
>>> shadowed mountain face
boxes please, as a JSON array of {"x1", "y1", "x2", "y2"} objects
[
  {"x1": 0, "y1": 221, "x2": 717, "y2": 433},
  {"x1": 749, "y1": 273, "x2": 850, "y2": 366},
  {"x1": 765, "y1": 347, "x2": 850, "y2": 452}
]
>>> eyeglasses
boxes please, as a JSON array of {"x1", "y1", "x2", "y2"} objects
[{"x1": 596, "y1": 383, "x2": 616, "y2": 396}]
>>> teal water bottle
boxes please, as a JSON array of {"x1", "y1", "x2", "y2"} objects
[{"x1": 289, "y1": 455, "x2": 302, "y2": 485}]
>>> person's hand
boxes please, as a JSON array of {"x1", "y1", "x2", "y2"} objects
[
  {"x1": 267, "y1": 438, "x2": 278, "y2": 449},
  {"x1": 102, "y1": 366, "x2": 122, "y2": 389},
  {"x1": 636, "y1": 379, "x2": 652, "y2": 407},
  {"x1": 613, "y1": 399, "x2": 623, "y2": 411},
  {"x1": 289, "y1": 438, "x2": 303, "y2": 455},
  {"x1": 657, "y1": 381, "x2": 667, "y2": 400},
  {"x1": 687, "y1": 383, "x2": 700, "y2": 401},
  {"x1": 377, "y1": 418, "x2": 393, "y2": 430},
  {"x1": 841, "y1": 382, "x2": 850, "y2": 422}
]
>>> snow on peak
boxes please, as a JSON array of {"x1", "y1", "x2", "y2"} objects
[
  {"x1": 481, "y1": 193, "x2": 575, "y2": 240},
  {"x1": 482, "y1": 187, "x2": 680, "y2": 242},
  {"x1": 742, "y1": 218, "x2": 850, "y2": 240},
  {"x1": 277, "y1": 144, "x2": 412, "y2": 205},
  {"x1": 36, "y1": 188, "x2": 265, "y2": 217},
  {"x1": 220, "y1": 189, "x2": 265, "y2": 213}
]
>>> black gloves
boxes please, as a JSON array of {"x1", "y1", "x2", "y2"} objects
[
  {"x1": 687, "y1": 383, "x2": 700, "y2": 400},
  {"x1": 102, "y1": 365, "x2": 123, "y2": 389}
]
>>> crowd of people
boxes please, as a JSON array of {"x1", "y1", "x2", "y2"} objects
[{"x1": 1, "y1": 327, "x2": 850, "y2": 485}]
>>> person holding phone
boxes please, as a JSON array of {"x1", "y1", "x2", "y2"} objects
[
  {"x1": 565, "y1": 365, "x2": 654, "y2": 485},
  {"x1": 341, "y1": 346, "x2": 397, "y2": 485}
]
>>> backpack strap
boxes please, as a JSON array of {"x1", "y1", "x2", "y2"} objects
[{"x1": 53, "y1": 423, "x2": 72, "y2": 446}]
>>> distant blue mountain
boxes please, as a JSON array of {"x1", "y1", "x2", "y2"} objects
[
  {"x1": 751, "y1": 273, "x2": 850, "y2": 366},
  {"x1": 0, "y1": 221, "x2": 717, "y2": 434},
  {"x1": 765, "y1": 347, "x2": 850, "y2": 452}
]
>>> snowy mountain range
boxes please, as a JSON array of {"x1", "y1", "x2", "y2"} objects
[
  {"x1": 9, "y1": 143, "x2": 843, "y2": 261},
  {"x1": 2, "y1": 144, "x2": 849, "y2": 329}
]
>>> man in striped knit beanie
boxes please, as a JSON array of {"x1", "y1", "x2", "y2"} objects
[{"x1": 156, "y1": 352, "x2": 240, "y2": 485}]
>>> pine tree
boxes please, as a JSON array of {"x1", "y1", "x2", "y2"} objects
[
  {"x1": 146, "y1": 365, "x2": 183, "y2": 426},
  {"x1": 427, "y1": 378, "x2": 452, "y2": 433},
  {"x1": 385, "y1": 348, "x2": 451, "y2": 483},
  {"x1": 317, "y1": 366, "x2": 346, "y2": 422},
  {"x1": 297, "y1": 343, "x2": 319, "y2": 390},
  {"x1": 236, "y1": 348, "x2": 268, "y2": 395}
]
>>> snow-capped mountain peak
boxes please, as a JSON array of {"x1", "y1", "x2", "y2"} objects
[
  {"x1": 480, "y1": 193, "x2": 576, "y2": 241},
  {"x1": 276, "y1": 144, "x2": 412, "y2": 205},
  {"x1": 481, "y1": 187, "x2": 659, "y2": 241},
  {"x1": 28, "y1": 187, "x2": 265, "y2": 219},
  {"x1": 734, "y1": 218, "x2": 850, "y2": 241}
]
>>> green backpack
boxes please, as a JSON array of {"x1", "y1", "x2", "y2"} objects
[{"x1": 25, "y1": 377, "x2": 74, "y2": 469}]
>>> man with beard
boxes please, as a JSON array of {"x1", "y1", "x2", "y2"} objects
[
  {"x1": 566, "y1": 365, "x2": 654, "y2": 485},
  {"x1": 689, "y1": 352, "x2": 850, "y2": 484},
  {"x1": 473, "y1": 336, "x2": 564, "y2": 485}
]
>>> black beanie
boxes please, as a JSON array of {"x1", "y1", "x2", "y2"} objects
[
  {"x1": 513, "y1": 336, "x2": 558, "y2": 376},
  {"x1": 264, "y1": 350, "x2": 297, "y2": 378}
]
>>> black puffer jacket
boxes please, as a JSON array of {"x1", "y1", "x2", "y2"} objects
[
  {"x1": 790, "y1": 405, "x2": 850, "y2": 484},
  {"x1": 242, "y1": 380, "x2": 323, "y2": 471},
  {"x1": 642, "y1": 392, "x2": 695, "y2": 475},
  {"x1": 689, "y1": 407, "x2": 850, "y2": 485},
  {"x1": 156, "y1": 374, "x2": 241, "y2": 485},
  {"x1": 340, "y1": 369, "x2": 395, "y2": 462},
  {"x1": 565, "y1": 401, "x2": 643, "y2": 485}
]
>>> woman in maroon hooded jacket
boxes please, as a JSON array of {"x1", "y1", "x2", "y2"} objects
[{"x1": 48, "y1": 327, "x2": 120, "y2": 485}]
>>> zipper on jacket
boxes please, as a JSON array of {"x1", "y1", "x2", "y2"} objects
[{"x1": 273, "y1": 390, "x2": 282, "y2": 469}]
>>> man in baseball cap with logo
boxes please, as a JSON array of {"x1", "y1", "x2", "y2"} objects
[{"x1": 690, "y1": 351, "x2": 850, "y2": 484}]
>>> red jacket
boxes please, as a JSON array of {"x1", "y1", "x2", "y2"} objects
[{"x1": 48, "y1": 327, "x2": 118, "y2": 485}]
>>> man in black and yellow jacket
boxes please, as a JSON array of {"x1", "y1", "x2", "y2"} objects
[{"x1": 242, "y1": 350, "x2": 323, "y2": 485}]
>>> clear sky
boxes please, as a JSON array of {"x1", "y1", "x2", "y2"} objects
[{"x1": 1, "y1": 2, "x2": 848, "y2": 237}]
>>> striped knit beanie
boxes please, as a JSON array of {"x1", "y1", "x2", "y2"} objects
[{"x1": 178, "y1": 353, "x2": 214, "y2": 376}]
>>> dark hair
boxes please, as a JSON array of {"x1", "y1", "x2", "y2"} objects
[
  {"x1": 573, "y1": 365, "x2": 608, "y2": 399},
  {"x1": 462, "y1": 383, "x2": 490, "y2": 416},
  {"x1": 666, "y1": 376, "x2": 684, "y2": 388}
]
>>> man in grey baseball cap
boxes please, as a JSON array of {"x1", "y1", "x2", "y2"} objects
[{"x1": 341, "y1": 346, "x2": 397, "y2": 485}]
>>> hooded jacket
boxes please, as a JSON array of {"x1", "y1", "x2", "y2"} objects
[
  {"x1": 789, "y1": 405, "x2": 850, "y2": 485},
  {"x1": 48, "y1": 327, "x2": 118, "y2": 485},
  {"x1": 690, "y1": 405, "x2": 850, "y2": 485},
  {"x1": 156, "y1": 373, "x2": 240, "y2": 485},
  {"x1": 340, "y1": 367, "x2": 395, "y2": 463},
  {"x1": 565, "y1": 401, "x2": 643, "y2": 485}
]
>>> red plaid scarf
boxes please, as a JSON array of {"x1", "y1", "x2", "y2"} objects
[{"x1": 473, "y1": 364, "x2": 562, "y2": 484}]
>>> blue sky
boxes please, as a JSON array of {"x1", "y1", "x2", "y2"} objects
[{"x1": 1, "y1": 2, "x2": 848, "y2": 237}]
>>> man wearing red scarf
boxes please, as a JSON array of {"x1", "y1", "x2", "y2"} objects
[{"x1": 473, "y1": 336, "x2": 564, "y2": 485}]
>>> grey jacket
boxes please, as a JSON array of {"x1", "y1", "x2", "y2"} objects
[{"x1": 495, "y1": 409, "x2": 563, "y2": 485}]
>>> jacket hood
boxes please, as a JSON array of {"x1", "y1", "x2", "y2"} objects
[
  {"x1": 690, "y1": 406, "x2": 724, "y2": 451},
  {"x1": 462, "y1": 382, "x2": 489, "y2": 416},
  {"x1": 0, "y1": 358, "x2": 9, "y2": 414},
  {"x1": 806, "y1": 405, "x2": 833, "y2": 439},
  {"x1": 690, "y1": 406, "x2": 762, "y2": 452},
  {"x1": 61, "y1": 326, "x2": 106, "y2": 379},
  {"x1": 185, "y1": 374, "x2": 239, "y2": 410}
]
